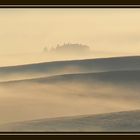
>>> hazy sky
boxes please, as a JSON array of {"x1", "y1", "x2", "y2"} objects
[{"x1": 0, "y1": 8, "x2": 140, "y2": 66}]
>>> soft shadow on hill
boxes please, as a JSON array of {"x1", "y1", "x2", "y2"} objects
[
  {"x1": 1, "y1": 110, "x2": 140, "y2": 132},
  {"x1": 0, "y1": 70, "x2": 140, "y2": 125},
  {"x1": 0, "y1": 56, "x2": 140, "y2": 131},
  {"x1": 0, "y1": 56, "x2": 140, "y2": 81}
]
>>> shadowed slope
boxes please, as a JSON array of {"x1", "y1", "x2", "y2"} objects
[
  {"x1": 0, "y1": 56, "x2": 140, "y2": 130},
  {"x1": 1, "y1": 110, "x2": 140, "y2": 132},
  {"x1": 0, "y1": 56, "x2": 140, "y2": 81},
  {"x1": 1, "y1": 70, "x2": 140, "y2": 86},
  {"x1": 0, "y1": 69, "x2": 140, "y2": 126}
]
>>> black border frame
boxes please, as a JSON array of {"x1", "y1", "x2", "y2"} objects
[{"x1": 0, "y1": 5, "x2": 140, "y2": 8}]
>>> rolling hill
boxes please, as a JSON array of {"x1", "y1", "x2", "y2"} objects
[
  {"x1": 1, "y1": 70, "x2": 140, "y2": 86},
  {"x1": 0, "y1": 110, "x2": 140, "y2": 132},
  {"x1": 0, "y1": 56, "x2": 140, "y2": 131},
  {"x1": 1, "y1": 56, "x2": 140, "y2": 81}
]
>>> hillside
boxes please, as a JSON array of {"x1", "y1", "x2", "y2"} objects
[
  {"x1": 0, "y1": 110, "x2": 140, "y2": 132},
  {"x1": 1, "y1": 70, "x2": 140, "y2": 86},
  {"x1": 0, "y1": 56, "x2": 140, "y2": 130},
  {"x1": 1, "y1": 56, "x2": 140, "y2": 81}
]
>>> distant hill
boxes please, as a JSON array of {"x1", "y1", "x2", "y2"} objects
[
  {"x1": 1, "y1": 110, "x2": 140, "y2": 132},
  {"x1": 1, "y1": 56, "x2": 140, "y2": 81}
]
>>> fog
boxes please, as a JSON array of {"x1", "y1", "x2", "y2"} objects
[
  {"x1": 1, "y1": 9, "x2": 140, "y2": 66},
  {"x1": 1, "y1": 8, "x2": 140, "y2": 131},
  {"x1": 0, "y1": 56, "x2": 140, "y2": 131},
  {"x1": 0, "y1": 78, "x2": 140, "y2": 125}
]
